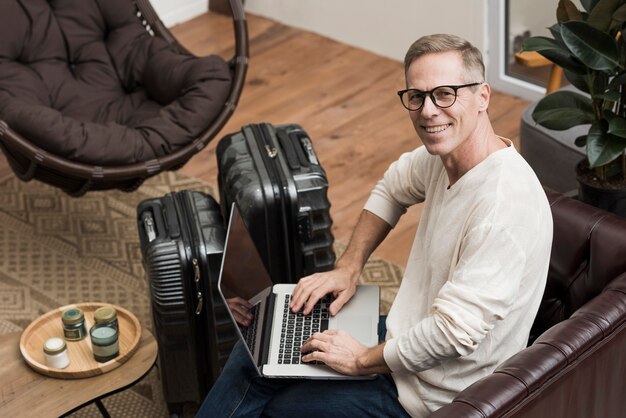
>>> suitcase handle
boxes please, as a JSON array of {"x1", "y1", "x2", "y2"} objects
[{"x1": 276, "y1": 130, "x2": 301, "y2": 170}]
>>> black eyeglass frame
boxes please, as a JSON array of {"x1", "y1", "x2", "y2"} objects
[{"x1": 397, "y1": 82, "x2": 483, "y2": 111}]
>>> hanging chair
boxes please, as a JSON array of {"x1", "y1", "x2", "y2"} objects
[{"x1": 0, "y1": 0, "x2": 248, "y2": 196}]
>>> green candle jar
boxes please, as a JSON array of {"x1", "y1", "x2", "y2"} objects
[
  {"x1": 62, "y1": 308, "x2": 87, "y2": 341},
  {"x1": 90, "y1": 323, "x2": 119, "y2": 362}
]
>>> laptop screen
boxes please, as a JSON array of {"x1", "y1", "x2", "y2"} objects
[
  {"x1": 219, "y1": 205, "x2": 273, "y2": 301},
  {"x1": 218, "y1": 204, "x2": 276, "y2": 363}
]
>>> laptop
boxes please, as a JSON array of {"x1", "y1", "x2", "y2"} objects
[{"x1": 218, "y1": 204, "x2": 380, "y2": 379}]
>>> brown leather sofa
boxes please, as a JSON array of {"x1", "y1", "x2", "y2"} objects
[{"x1": 431, "y1": 188, "x2": 626, "y2": 417}]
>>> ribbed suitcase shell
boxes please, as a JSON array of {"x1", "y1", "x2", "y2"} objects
[
  {"x1": 137, "y1": 191, "x2": 237, "y2": 413},
  {"x1": 217, "y1": 123, "x2": 335, "y2": 284}
]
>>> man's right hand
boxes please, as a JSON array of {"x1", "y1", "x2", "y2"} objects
[
  {"x1": 290, "y1": 210, "x2": 392, "y2": 317},
  {"x1": 289, "y1": 264, "x2": 359, "y2": 316}
]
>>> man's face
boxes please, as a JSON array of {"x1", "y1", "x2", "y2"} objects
[{"x1": 405, "y1": 51, "x2": 488, "y2": 159}]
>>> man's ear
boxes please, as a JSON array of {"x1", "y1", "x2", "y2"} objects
[{"x1": 478, "y1": 82, "x2": 491, "y2": 112}]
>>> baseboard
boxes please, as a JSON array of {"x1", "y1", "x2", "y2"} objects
[{"x1": 157, "y1": 0, "x2": 209, "y2": 28}]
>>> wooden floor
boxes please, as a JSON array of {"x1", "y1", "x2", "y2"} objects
[{"x1": 0, "y1": 12, "x2": 530, "y2": 268}]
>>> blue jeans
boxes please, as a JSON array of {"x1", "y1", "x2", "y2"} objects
[{"x1": 196, "y1": 316, "x2": 410, "y2": 418}]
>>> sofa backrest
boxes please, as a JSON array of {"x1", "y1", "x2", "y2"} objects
[{"x1": 529, "y1": 188, "x2": 626, "y2": 343}]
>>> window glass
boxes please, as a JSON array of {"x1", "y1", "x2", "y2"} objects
[{"x1": 504, "y1": 0, "x2": 579, "y2": 88}]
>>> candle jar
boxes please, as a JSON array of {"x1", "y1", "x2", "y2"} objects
[
  {"x1": 62, "y1": 308, "x2": 87, "y2": 341},
  {"x1": 90, "y1": 323, "x2": 119, "y2": 363},
  {"x1": 43, "y1": 337, "x2": 70, "y2": 369},
  {"x1": 94, "y1": 306, "x2": 118, "y2": 330}
]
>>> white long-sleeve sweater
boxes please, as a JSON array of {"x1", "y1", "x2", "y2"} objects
[{"x1": 364, "y1": 141, "x2": 553, "y2": 417}]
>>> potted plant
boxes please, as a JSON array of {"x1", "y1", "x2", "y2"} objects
[{"x1": 522, "y1": 0, "x2": 626, "y2": 217}]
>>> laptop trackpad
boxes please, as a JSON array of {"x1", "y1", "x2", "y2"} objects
[{"x1": 335, "y1": 316, "x2": 373, "y2": 345}]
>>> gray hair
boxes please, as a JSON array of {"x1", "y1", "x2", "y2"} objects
[{"x1": 404, "y1": 34, "x2": 485, "y2": 83}]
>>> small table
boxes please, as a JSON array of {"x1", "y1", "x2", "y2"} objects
[{"x1": 0, "y1": 329, "x2": 158, "y2": 417}]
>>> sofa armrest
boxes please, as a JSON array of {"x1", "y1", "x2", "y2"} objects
[{"x1": 430, "y1": 273, "x2": 626, "y2": 417}]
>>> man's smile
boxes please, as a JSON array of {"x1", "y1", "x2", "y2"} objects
[{"x1": 422, "y1": 123, "x2": 452, "y2": 133}]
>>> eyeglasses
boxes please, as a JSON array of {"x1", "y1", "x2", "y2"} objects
[{"x1": 397, "y1": 82, "x2": 483, "y2": 111}]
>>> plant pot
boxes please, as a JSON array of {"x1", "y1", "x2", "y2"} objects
[{"x1": 576, "y1": 161, "x2": 626, "y2": 219}]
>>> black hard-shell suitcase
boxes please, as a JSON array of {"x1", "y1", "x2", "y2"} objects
[
  {"x1": 216, "y1": 123, "x2": 336, "y2": 284},
  {"x1": 136, "y1": 191, "x2": 237, "y2": 414}
]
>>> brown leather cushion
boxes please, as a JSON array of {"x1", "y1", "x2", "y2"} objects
[
  {"x1": 528, "y1": 190, "x2": 626, "y2": 343},
  {"x1": 0, "y1": 0, "x2": 231, "y2": 165},
  {"x1": 434, "y1": 273, "x2": 626, "y2": 418}
]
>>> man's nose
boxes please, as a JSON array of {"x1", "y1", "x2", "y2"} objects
[{"x1": 419, "y1": 94, "x2": 439, "y2": 116}]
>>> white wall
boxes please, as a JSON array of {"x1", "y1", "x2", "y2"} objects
[
  {"x1": 150, "y1": 0, "x2": 208, "y2": 27},
  {"x1": 148, "y1": 0, "x2": 563, "y2": 100},
  {"x1": 150, "y1": 0, "x2": 486, "y2": 58},
  {"x1": 245, "y1": 0, "x2": 487, "y2": 62}
]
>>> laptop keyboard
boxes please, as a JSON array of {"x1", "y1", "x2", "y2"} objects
[{"x1": 278, "y1": 294, "x2": 331, "y2": 365}]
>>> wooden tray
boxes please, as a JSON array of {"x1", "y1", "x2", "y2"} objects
[{"x1": 19, "y1": 302, "x2": 142, "y2": 379}]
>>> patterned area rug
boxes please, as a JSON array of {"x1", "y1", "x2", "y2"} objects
[{"x1": 0, "y1": 172, "x2": 403, "y2": 417}]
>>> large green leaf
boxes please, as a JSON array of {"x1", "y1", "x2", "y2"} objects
[
  {"x1": 522, "y1": 35, "x2": 587, "y2": 74},
  {"x1": 575, "y1": 134, "x2": 588, "y2": 146},
  {"x1": 521, "y1": 36, "x2": 562, "y2": 51},
  {"x1": 535, "y1": 90, "x2": 595, "y2": 113},
  {"x1": 532, "y1": 90, "x2": 595, "y2": 129},
  {"x1": 586, "y1": 121, "x2": 626, "y2": 166},
  {"x1": 539, "y1": 48, "x2": 588, "y2": 74},
  {"x1": 587, "y1": 0, "x2": 623, "y2": 31},
  {"x1": 608, "y1": 115, "x2": 626, "y2": 137},
  {"x1": 534, "y1": 108, "x2": 595, "y2": 129},
  {"x1": 580, "y1": 0, "x2": 602, "y2": 13},
  {"x1": 557, "y1": 0, "x2": 583, "y2": 22},
  {"x1": 561, "y1": 21, "x2": 619, "y2": 70},
  {"x1": 564, "y1": 70, "x2": 592, "y2": 92},
  {"x1": 548, "y1": 24, "x2": 566, "y2": 46}
]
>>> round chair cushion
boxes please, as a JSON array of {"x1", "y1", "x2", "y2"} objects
[{"x1": 0, "y1": 0, "x2": 231, "y2": 165}]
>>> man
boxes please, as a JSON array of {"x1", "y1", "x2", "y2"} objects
[{"x1": 198, "y1": 33, "x2": 552, "y2": 417}]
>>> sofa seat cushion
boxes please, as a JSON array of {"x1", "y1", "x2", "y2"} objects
[{"x1": 0, "y1": 0, "x2": 231, "y2": 165}]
